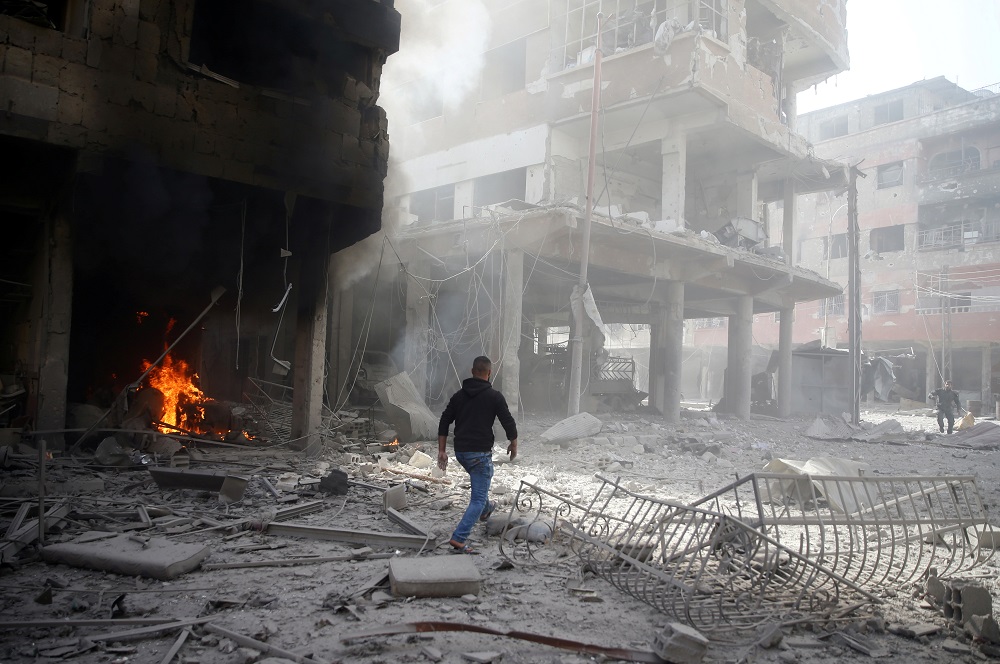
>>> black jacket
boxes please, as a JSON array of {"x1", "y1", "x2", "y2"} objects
[
  {"x1": 929, "y1": 388, "x2": 961, "y2": 414},
  {"x1": 438, "y1": 377, "x2": 517, "y2": 453}
]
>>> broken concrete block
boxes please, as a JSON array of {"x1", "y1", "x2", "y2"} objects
[
  {"x1": 652, "y1": 622, "x2": 708, "y2": 663},
  {"x1": 976, "y1": 527, "x2": 1000, "y2": 549},
  {"x1": 462, "y1": 653, "x2": 501, "y2": 663},
  {"x1": 408, "y1": 450, "x2": 433, "y2": 469},
  {"x1": 756, "y1": 623, "x2": 784, "y2": 648},
  {"x1": 539, "y1": 412, "x2": 602, "y2": 444},
  {"x1": 374, "y1": 373, "x2": 438, "y2": 442},
  {"x1": 148, "y1": 467, "x2": 249, "y2": 503},
  {"x1": 41, "y1": 532, "x2": 209, "y2": 580},
  {"x1": 319, "y1": 469, "x2": 350, "y2": 495},
  {"x1": 389, "y1": 555, "x2": 481, "y2": 598},
  {"x1": 94, "y1": 437, "x2": 131, "y2": 466},
  {"x1": 967, "y1": 614, "x2": 1000, "y2": 644},
  {"x1": 383, "y1": 484, "x2": 407, "y2": 512}
]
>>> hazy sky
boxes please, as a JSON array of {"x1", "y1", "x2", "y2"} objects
[{"x1": 796, "y1": 0, "x2": 1000, "y2": 113}]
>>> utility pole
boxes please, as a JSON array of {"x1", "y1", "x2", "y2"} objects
[
  {"x1": 941, "y1": 264, "x2": 952, "y2": 382},
  {"x1": 568, "y1": 14, "x2": 603, "y2": 416},
  {"x1": 847, "y1": 165, "x2": 866, "y2": 425}
]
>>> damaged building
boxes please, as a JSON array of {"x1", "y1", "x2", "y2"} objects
[
  {"x1": 751, "y1": 77, "x2": 1000, "y2": 413},
  {"x1": 0, "y1": 0, "x2": 401, "y2": 447},
  {"x1": 331, "y1": 0, "x2": 851, "y2": 420}
]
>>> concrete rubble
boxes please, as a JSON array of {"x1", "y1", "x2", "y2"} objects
[{"x1": 2, "y1": 403, "x2": 1000, "y2": 663}]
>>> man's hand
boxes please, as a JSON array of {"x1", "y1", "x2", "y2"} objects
[
  {"x1": 507, "y1": 438, "x2": 518, "y2": 461},
  {"x1": 437, "y1": 450, "x2": 448, "y2": 471}
]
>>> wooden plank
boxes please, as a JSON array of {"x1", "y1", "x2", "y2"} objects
[
  {"x1": 159, "y1": 627, "x2": 190, "y2": 664},
  {"x1": 88, "y1": 616, "x2": 218, "y2": 642},
  {"x1": 205, "y1": 624, "x2": 324, "y2": 664}
]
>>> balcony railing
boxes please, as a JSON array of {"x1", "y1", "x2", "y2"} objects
[{"x1": 917, "y1": 219, "x2": 1000, "y2": 250}]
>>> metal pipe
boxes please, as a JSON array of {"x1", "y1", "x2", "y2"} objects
[{"x1": 568, "y1": 13, "x2": 603, "y2": 416}]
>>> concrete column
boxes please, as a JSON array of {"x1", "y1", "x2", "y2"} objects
[
  {"x1": 291, "y1": 250, "x2": 328, "y2": 452},
  {"x1": 735, "y1": 172, "x2": 758, "y2": 220},
  {"x1": 661, "y1": 132, "x2": 687, "y2": 227},
  {"x1": 35, "y1": 210, "x2": 73, "y2": 449},
  {"x1": 648, "y1": 306, "x2": 666, "y2": 415},
  {"x1": 777, "y1": 306, "x2": 794, "y2": 417},
  {"x1": 782, "y1": 179, "x2": 796, "y2": 265},
  {"x1": 727, "y1": 296, "x2": 754, "y2": 419},
  {"x1": 404, "y1": 260, "x2": 430, "y2": 400},
  {"x1": 499, "y1": 249, "x2": 523, "y2": 413},
  {"x1": 327, "y1": 280, "x2": 354, "y2": 410},
  {"x1": 662, "y1": 282, "x2": 685, "y2": 421},
  {"x1": 925, "y1": 346, "x2": 937, "y2": 397},
  {"x1": 983, "y1": 345, "x2": 993, "y2": 410}
]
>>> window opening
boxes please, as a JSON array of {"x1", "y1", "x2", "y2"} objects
[
  {"x1": 481, "y1": 39, "x2": 527, "y2": 100},
  {"x1": 870, "y1": 225, "x2": 905, "y2": 253},
  {"x1": 873, "y1": 99, "x2": 904, "y2": 126},
  {"x1": 928, "y1": 147, "x2": 980, "y2": 178},
  {"x1": 876, "y1": 162, "x2": 904, "y2": 188},
  {"x1": 872, "y1": 290, "x2": 900, "y2": 314},
  {"x1": 819, "y1": 115, "x2": 848, "y2": 140},
  {"x1": 410, "y1": 185, "x2": 456, "y2": 223}
]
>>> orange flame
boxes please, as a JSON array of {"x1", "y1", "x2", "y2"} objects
[{"x1": 142, "y1": 354, "x2": 205, "y2": 430}]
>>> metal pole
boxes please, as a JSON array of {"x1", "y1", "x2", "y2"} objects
[
  {"x1": 941, "y1": 264, "x2": 952, "y2": 382},
  {"x1": 568, "y1": 13, "x2": 603, "y2": 416},
  {"x1": 847, "y1": 165, "x2": 865, "y2": 424},
  {"x1": 37, "y1": 439, "x2": 46, "y2": 545}
]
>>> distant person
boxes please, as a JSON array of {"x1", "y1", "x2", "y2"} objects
[
  {"x1": 928, "y1": 380, "x2": 964, "y2": 434},
  {"x1": 437, "y1": 355, "x2": 518, "y2": 554}
]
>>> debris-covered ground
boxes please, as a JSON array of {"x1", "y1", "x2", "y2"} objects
[{"x1": 2, "y1": 403, "x2": 1000, "y2": 664}]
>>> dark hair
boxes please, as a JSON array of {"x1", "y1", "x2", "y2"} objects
[{"x1": 472, "y1": 356, "x2": 492, "y2": 374}]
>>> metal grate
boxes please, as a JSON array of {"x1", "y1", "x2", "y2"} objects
[{"x1": 500, "y1": 473, "x2": 995, "y2": 638}]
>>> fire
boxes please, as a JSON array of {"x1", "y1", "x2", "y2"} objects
[{"x1": 142, "y1": 353, "x2": 206, "y2": 431}]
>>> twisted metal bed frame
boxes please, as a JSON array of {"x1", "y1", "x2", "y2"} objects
[{"x1": 499, "y1": 473, "x2": 995, "y2": 637}]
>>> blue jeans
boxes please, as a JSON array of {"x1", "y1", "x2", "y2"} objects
[{"x1": 451, "y1": 451, "x2": 494, "y2": 544}]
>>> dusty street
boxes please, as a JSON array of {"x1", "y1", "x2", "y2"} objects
[{"x1": 2, "y1": 404, "x2": 999, "y2": 664}]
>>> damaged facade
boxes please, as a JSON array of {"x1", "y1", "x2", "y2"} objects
[
  {"x1": 333, "y1": 0, "x2": 852, "y2": 421},
  {"x1": 0, "y1": 0, "x2": 401, "y2": 446},
  {"x1": 754, "y1": 77, "x2": 1000, "y2": 412}
]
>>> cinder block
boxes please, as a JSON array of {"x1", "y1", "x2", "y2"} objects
[
  {"x1": 137, "y1": 20, "x2": 160, "y2": 53},
  {"x1": 120, "y1": 0, "x2": 141, "y2": 18},
  {"x1": 389, "y1": 556, "x2": 481, "y2": 598},
  {"x1": 3, "y1": 45, "x2": 32, "y2": 79},
  {"x1": 104, "y1": 43, "x2": 136, "y2": 76},
  {"x1": 90, "y1": 8, "x2": 115, "y2": 39},
  {"x1": 33, "y1": 29, "x2": 63, "y2": 55},
  {"x1": 61, "y1": 38, "x2": 88, "y2": 63},
  {"x1": 134, "y1": 51, "x2": 158, "y2": 82},
  {"x1": 152, "y1": 87, "x2": 176, "y2": 116},
  {"x1": 4, "y1": 77, "x2": 58, "y2": 121},
  {"x1": 47, "y1": 122, "x2": 87, "y2": 147},
  {"x1": 58, "y1": 62, "x2": 84, "y2": 93},
  {"x1": 86, "y1": 37, "x2": 102, "y2": 67},
  {"x1": 6, "y1": 20, "x2": 36, "y2": 49},
  {"x1": 33, "y1": 53, "x2": 61, "y2": 86},
  {"x1": 139, "y1": 0, "x2": 162, "y2": 21},
  {"x1": 57, "y1": 91, "x2": 85, "y2": 125},
  {"x1": 652, "y1": 623, "x2": 709, "y2": 664}
]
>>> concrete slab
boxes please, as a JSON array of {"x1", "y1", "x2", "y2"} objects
[
  {"x1": 389, "y1": 555, "x2": 481, "y2": 598},
  {"x1": 41, "y1": 532, "x2": 210, "y2": 580}
]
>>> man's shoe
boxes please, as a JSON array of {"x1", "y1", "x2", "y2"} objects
[{"x1": 479, "y1": 501, "x2": 496, "y2": 522}]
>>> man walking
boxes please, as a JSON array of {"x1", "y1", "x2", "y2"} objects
[
  {"x1": 928, "y1": 380, "x2": 964, "y2": 434},
  {"x1": 437, "y1": 356, "x2": 518, "y2": 553}
]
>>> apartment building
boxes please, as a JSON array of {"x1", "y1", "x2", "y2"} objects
[
  {"x1": 756, "y1": 77, "x2": 1000, "y2": 411},
  {"x1": 335, "y1": 0, "x2": 851, "y2": 420},
  {"x1": 0, "y1": 1, "x2": 401, "y2": 446}
]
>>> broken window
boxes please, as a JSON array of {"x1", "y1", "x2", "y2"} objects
[
  {"x1": 876, "y1": 162, "x2": 904, "y2": 188},
  {"x1": 872, "y1": 290, "x2": 900, "y2": 314},
  {"x1": 824, "y1": 233, "x2": 848, "y2": 259},
  {"x1": 928, "y1": 147, "x2": 980, "y2": 178},
  {"x1": 873, "y1": 99, "x2": 904, "y2": 126},
  {"x1": 870, "y1": 225, "x2": 904, "y2": 253},
  {"x1": 481, "y1": 39, "x2": 527, "y2": 100},
  {"x1": 818, "y1": 294, "x2": 845, "y2": 317},
  {"x1": 550, "y1": 1, "x2": 720, "y2": 72},
  {"x1": 1, "y1": 0, "x2": 77, "y2": 31},
  {"x1": 473, "y1": 168, "x2": 528, "y2": 209},
  {"x1": 819, "y1": 115, "x2": 848, "y2": 140},
  {"x1": 409, "y1": 185, "x2": 455, "y2": 223}
]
